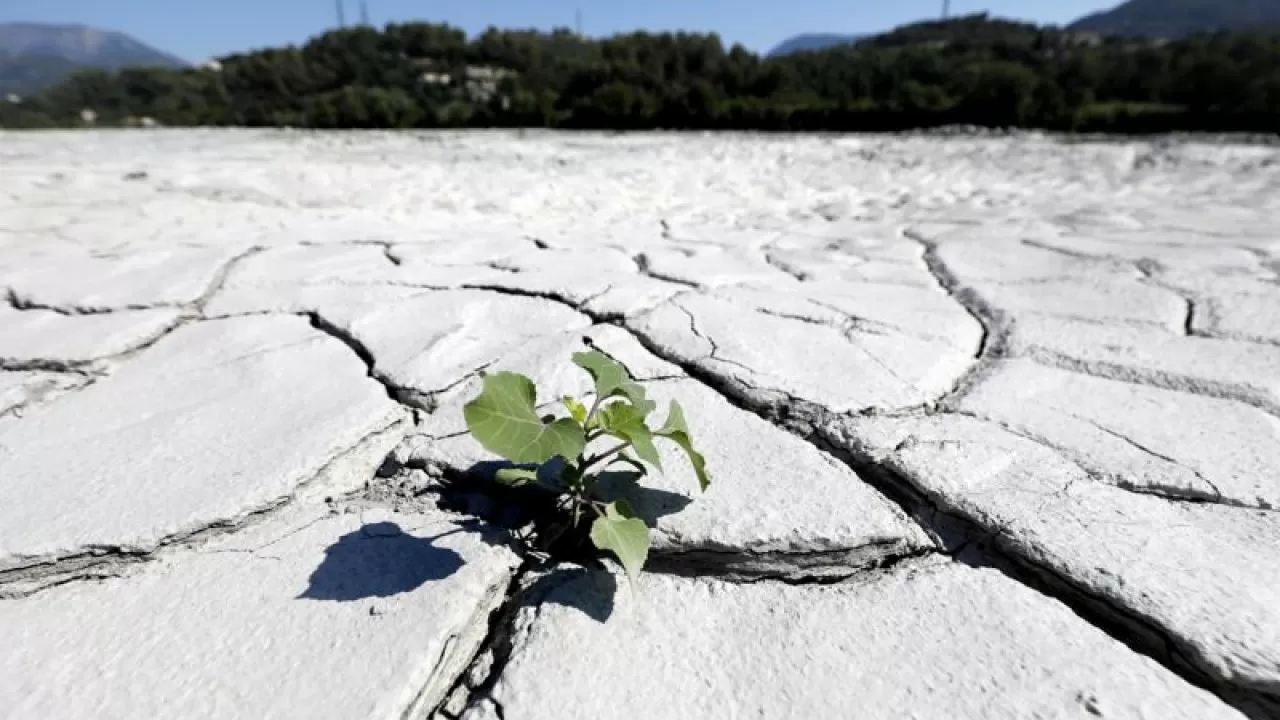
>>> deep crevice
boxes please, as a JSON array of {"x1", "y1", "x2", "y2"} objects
[
  {"x1": 430, "y1": 564, "x2": 583, "y2": 720},
  {"x1": 3, "y1": 246, "x2": 268, "y2": 378},
  {"x1": 400, "y1": 566, "x2": 519, "y2": 720},
  {"x1": 5, "y1": 289, "x2": 177, "y2": 316},
  {"x1": 376, "y1": 242, "x2": 404, "y2": 267},
  {"x1": 5, "y1": 244, "x2": 268, "y2": 318},
  {"x1": 1023, "y1": 346, "x2": 1280, "y2": 419},
  {"x1": 0, "y1": 310, "x2": 189, "y2": 375},
  {"x1": 194, "y1": 245, "x2": 268, "y2": 314},
  {"x1": 0, "y1": 357, "x2": 99, "y2": 375},
  {"x1": 726, "y1": 551, "x2": 950, "y2": 587},
  {"x1": 669, "y1": 299, "x2": 763, "y2": 378},
  {"x1": 0, "y1": 497, "x2": 286, "y2": 599},
  {"x1": 383, "y1": 259, "x2": 1273, "y2": 716},
  {"x1": 618, "y1": 267, "x2": 1273, "y2": 717},
  {"x1": 996, "y1": 549, "x2": 1278, "y2": 719},
  {"x1": 762, "y1": 252, "x2": 810, "y2": 282},
  {"x1": 301, "y1": 310, "x2": 433, "y2": 413},
  {"x1": 819, "y1": 429, "x2": 1279, "y2": 719},
  {"x1": 458, "y1": 284, "x2": 605, "y2": 321},
  {"x1": 0, "y1": 374, "x2": 91, "y2": 419},
  {"x1": 949, "y1": 408, "x2": 1270, "y2": 511},
  {"x1": 0, "y1": 417, "x2": 408, "y2": 599},
  {"x1": 900, "y1": 227, "x2": 1008, "y2": 408},
  {"x1": 633, "y1": 252, "x2": 702, "y2": 289},
  {"x1": 647, "y1": 542, "x2": 942, "y2": 584},
  {"x1": 1068, "y1": 414, "x2": 1234, "y2": 505}
]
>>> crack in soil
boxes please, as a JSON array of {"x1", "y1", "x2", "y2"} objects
[
  {"x1": 1023, "y1": 347, "x2": 1280, "y2": 419},
  {"x1": 189, "y1": 252, "x2": 1269, "y2": 719},
  {"x1": 4, "y1": 245, "x2": 265, "y2": 318},
  {"x1": 445, "y1": 241, "x2": 1280, "y2": 717},
  {"x1": 1068, "y1": 414, "x2": 1233, "y2": 505},
  {"x1": 633, "y1": 252, "x2": 702, "y2": 290},
  {"x1": 399, "y1": 566, "x2": 518, "y2": 720},
  {"x1": 301, "y1": 310, "x2": 433, "y2": 414},
  {"x1": 762, "y1": 252, "x2": 810, "y2": 282},
  {"x1": 668, "y1": 300, "x2": 760, "y2": 378},
  {"x1": 3, "y1": 247, "x2": 269, "y2": 377},
  {"x1": 899, "y1": 228, "x2": 1006, "y2": 409},
  {"x1": 298, "y1": 239, "x2": 407, "y2": 268},
  {"x1": 0, "y1": 311, "x2": 189, "y2": 375},
  {"x1": 431, "y1": 563, "x2": 548, "y2": 720},
  {"x1": 819, "y1": 422, "x2": 1278, "y2": 719},
  {"x1": 951, "y1": 408, "x2": 1270, "y2": 512},
  {"x1": 5, "y1": 289, "x2": 179, "y2": 316},
  {"x1": 0, "y1": 374, "x2": 89, "y2": 419},
  {"x1": 0, "y1": 414, "x2": 408, "y2": 598},
  {"x1": 647, "y1": 541, "x2": 941, "y2": 583},
  {"x1": 0, "y1": 357, "x2": 102, "y2": 375}
]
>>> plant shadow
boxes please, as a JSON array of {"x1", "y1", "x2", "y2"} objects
[
  {"x1": 440, "y1": 459, "x2": 692, "y2": 530},
  {"x1": 299, "y1": 450, "x2": 661, "y2": 622},
  {"x1": 427, "y1": 459, "x2": 689, "y2": 623},
  {"x1": 300, "y1": 521, "x2": 469, "y2": 602},
  {"x1": 525, "y1": 565, "x2": 619, "y2": 624},
  {"x1": 595, "y1": 470, "x2": 693, "y2": 525}
]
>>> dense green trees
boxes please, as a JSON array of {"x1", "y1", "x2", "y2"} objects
[{"x1": 2, "y1": 14, "x2": 1277, "y2": 133}]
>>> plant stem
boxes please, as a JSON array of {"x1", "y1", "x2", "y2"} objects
[
  {"x1": 579, "y1": 441, "x2": 631, "y2": 474},
  {"x1": 537, "y1": 519, "x2": 574, "y2": 552},
  {"x1": 585, "y1": 394, "x2": 605, "y2": 424}
]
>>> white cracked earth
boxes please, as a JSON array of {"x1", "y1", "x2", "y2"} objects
[{"x1": 1, "y1": 129, "x2": 1278, "y2": 720}]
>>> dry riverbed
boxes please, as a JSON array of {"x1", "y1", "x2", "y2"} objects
[{"x1": 1, "y1": 129, "x2": 1278, "y2": 719}]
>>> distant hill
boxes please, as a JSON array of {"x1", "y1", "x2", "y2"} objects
[
  {"x1": 0, "y1": 22, "x2": 187, "y2": 96},
  {"x1": 0, "y1": 53, "x2": 87, "y2": 96},
  {"x1": 767, "y1": 34, "x2": 865, "y2": 57},
  {"x1": 861, "y1": 14, "x2": 1042, "y2": 49},
  {"x1": 1068, "y1": 0, "x2": 1280, "y2": 38}
]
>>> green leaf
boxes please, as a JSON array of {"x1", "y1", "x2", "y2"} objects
[
  {"x1": 590, "y1": 500, "x2": 650, "y2": 586},
  {"x1": 573, "y1": 349, "x2": 627, "y2": 395},
  {"x1": 609, "y1": 451, "x2": 649, "y2": 477},
  {"x1": 598, "y1": 402, "x2": 662, "y2": 472},
  {"x1": 493, "y1": 467, "x2": 540, "y2": 486},
  {"x1": 655, "y1": 399, "x2": 689, "y2": 436},
  {"x1": 573, "y1": 350, "x2": 656, "y2": 417},
  {"x1": 463, "y1": 371, "x2": 586, "y2": 465},
  {"x1": 655, "y1": 400, "x2": 711, "y2": 491},
  {"x1": 562, "y1": 396, "x2": 588, "y2": 424}
]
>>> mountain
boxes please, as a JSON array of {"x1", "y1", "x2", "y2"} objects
[
  {"x1": 0, "y1": 22, "x2": 187, "y2": 96},
  {"x1": 0, "y1": 53, "x2": 87, "y2": 97},
  {"x1": 0, "y1": 22, "x2": 187, "y2": 69},
  {"x1": 1068, "y1": 0, "x2": 1280, "y2": 38},
  {"x1": 767, "y1": 33, "x2": 865, "y2": 57}
]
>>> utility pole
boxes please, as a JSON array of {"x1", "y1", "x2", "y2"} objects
[
  {"x1": 575, "y1": 9, "x2": 583, "y2": 36},
  {"x1": 941, "y1": 0, "x2": 950, "y2": 19},
  {"x1": 360, "y1": 0, "x2": 370, "y2": 26},
  {"x1": 336, "y1": 0, "x2": 346, "y2": 28}
]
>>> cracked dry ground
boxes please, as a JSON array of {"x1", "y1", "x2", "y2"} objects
[{"x1": 1, "y1": 131, "x2": 1279, "y2": 720}]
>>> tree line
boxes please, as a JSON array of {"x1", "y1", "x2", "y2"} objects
[{"x1": 2, "y1": 15, "x2": 1278, "y2": 134}]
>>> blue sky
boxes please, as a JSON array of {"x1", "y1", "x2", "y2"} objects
[{"x1": 3, "y1": 0, "x2": 1119, "y2": 61}]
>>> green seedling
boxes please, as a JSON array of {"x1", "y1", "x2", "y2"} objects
[{"x1": 462, "y1": 348, "x2": 710, "y2": 584}]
